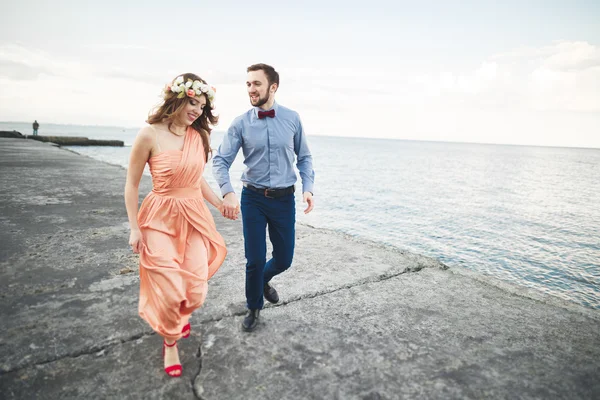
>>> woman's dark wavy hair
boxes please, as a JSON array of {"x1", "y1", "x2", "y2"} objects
[{"x1": 147, "y1": 72, "x2": 218, "y2": 161}]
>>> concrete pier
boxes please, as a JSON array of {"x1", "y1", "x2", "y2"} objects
[{"x1": 0, "y1": 138, "x2": 598, "y2": 400}]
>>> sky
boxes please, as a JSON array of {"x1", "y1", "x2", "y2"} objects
[{"x1": 1, "y1": 0, "x2": 599, "y2": 148}]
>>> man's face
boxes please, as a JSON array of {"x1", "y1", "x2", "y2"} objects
[{"x1": 246, "y1": 70, "x2": 274, "y2": 107}]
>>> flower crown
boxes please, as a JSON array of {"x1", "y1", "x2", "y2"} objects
[{"x1": 166, "y1": 76, "x2": 216, "y2": 103}]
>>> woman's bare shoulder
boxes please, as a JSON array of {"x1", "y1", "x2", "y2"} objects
[{"x1": 134, "y1": 125, "x2": 156, "y2": 146}]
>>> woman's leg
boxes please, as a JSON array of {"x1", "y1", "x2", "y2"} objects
[
  {"x1": 179, "y1": 229, "x2": 210, "y2": 321},
  {"x1": 138, "y1": 227, "x2": 188, "y2": 340},
  {"x1": 162, "y1": 337, "x2": 181, "y2": 377},
  {"x1": 138, "y1": 227, "x2": 189, "y2": 376}
]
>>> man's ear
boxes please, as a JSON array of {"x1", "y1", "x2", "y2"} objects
[{"x1": 271, "y1": 83, "x2": 278, "y2": 93}]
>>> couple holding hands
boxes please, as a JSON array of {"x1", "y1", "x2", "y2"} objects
[{"x1": 124, "y1": 63, "x2": 315, "y2": 377}]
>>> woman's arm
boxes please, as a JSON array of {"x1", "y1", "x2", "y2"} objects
[
  {"x1": 124, "y1": 127, "x2": 153, "y2": 252},
  {"x1": 200, "y1": 177, "x2": 231, "y2": 218}
]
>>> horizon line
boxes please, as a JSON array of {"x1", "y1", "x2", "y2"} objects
[{"x1": 1, "y1": 120, "x2": 599, "y2": 151}]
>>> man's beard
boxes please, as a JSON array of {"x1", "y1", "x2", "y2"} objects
[{"x1": 250, "y1": 92, "x2": 269, "y2": 108}]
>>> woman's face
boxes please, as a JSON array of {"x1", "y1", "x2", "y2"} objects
[{"x1": 177, "y1": 95, "x2": 207, "y2": 126}]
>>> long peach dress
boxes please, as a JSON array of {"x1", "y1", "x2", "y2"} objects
[{"x1": 137, "y1": 127, "x2": 226, "y2": 340}]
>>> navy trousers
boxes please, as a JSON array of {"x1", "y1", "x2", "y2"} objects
[{"x1": 241, "y1": 187, "x2": 296, "y2": 310}]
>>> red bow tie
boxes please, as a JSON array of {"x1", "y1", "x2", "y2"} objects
[{"x1": 258, "y1": 109, "x2": 275, "y2": 119}]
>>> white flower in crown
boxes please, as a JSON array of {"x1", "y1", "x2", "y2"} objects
[
  {"x1": 207, "y1": 87, "x2": 216, "y2": 102},
  {"x1": 165, "y1": 76, "x2": 216, "y2": 101}
]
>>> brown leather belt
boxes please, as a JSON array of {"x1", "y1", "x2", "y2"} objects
[{"x1": 244, "y1": 184, "x2": 295, "y2": 198}]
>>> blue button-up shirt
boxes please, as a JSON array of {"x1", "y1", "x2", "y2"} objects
[{"x1": 213, "y1": 102, "x2": 315, "y2": 196}]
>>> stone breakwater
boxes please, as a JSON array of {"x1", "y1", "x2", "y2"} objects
[
  {"x1": 0, "y1": 137, "x2": 599, "y2": 400},
  {"x1": 0, "y1": 130, "x2": 123, "y2": 146}
]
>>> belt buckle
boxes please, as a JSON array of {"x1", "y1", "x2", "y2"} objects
[{"x1": 264, "y1": 188, "x2": 275, "y2": 199}]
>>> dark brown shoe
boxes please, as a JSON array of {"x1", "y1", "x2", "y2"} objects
[
  {"x1": 263, "y1": 282, "x2": 279, "y2": 304},
  {"x1": 242, "y1": 309, "x2": 260, "y2": 332}
]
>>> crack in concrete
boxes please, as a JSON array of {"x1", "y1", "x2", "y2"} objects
[
  {"x1": 2, "y1": 264, "x2": 442, "y2": 377},
  {"x1": 270, "y1": 264, "x2": 442, "y2": 309},
  {"x1": 195, "y1": 265, "x2": 441, "y2": 326},
  {"x1": 192, "y1": 344, "x2": 205, "y2": 400},
  {"x1": 188, "y1": 264, "x2": 442, "y2": 397},
  {"x1": 0, "y1": 330, "x2": 154, "y2": 376}
]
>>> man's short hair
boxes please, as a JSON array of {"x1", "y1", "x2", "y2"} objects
[{"x1": 247, "y1": 63, "x2": 279, "y2": 89}]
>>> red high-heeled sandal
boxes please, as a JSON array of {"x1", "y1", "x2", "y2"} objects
[
  {"x1": 182, "y1": 323, "x2": 191, "y2": 339},
  {"x1": 162, "y1": 340, "x2": 182, "y2": 377}
]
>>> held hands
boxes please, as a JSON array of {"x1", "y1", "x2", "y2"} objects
[
  {"x1": 221, "y1": 192, "x2": 240, "y2": 220},
  {"x1": 219, "y1": 191, "x2": 311, "y2": 218},
  {"x1": 303, "y1": 192, "x2": 314, "y2": 214},
  {"x1": 129, "y1": 228, "x2": 143, "y2": 254}
]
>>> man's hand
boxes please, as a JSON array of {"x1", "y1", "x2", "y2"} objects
[
  {"x1": 303, "y1": 192, "x2": 314, "y2": 214},
  {"x1": 222, "y1": 192, "x2": 240, "y2": 220}
]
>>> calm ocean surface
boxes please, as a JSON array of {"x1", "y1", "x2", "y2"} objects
[{"x1": 3, "y1": 122, "x2": 599, "y2": 309}]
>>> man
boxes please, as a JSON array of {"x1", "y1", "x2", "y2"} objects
[
  {"x1": 213, "y1": 63, "x2": 315, "y2": 332},
  {"x1": 32, "y1": 120, "x2": 39, "y2": 136}
]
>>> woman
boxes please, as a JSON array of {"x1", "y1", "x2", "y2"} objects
[{"x1": 124, "y1": 73, "x2": 229, "y2": 377}]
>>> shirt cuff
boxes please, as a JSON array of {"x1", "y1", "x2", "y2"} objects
[
  {"x1": 220, "y1": 182, "x2": 235, "y2": 197},
  {"x1": 302, "y1": 182, "x2": 314, "y2": 195}
]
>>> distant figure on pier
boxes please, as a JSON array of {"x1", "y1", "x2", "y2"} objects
[{"x1": 32, "y1": 120, "x2": 39, "y2": 136}]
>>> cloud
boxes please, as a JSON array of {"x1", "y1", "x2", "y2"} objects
[
  {"x1": 520, "y1": 42, "x2": 600, "y2": 112},
  {"x1": 1, "y1": 40, "x2": 598, "y2": 147},
  {"x1": 102, "y1": 69, "x2": 165, "y2": 85},
  {"x1": 269, "y1": 41, "x2": 600, "y2": 147},
  {"x1": 282, "y1": 41, "x2": 600, "y2": 115},
  {"x1": 425, "y1": 41, "x2": 600, "y2": 112},
  {"x1": 0, "y1": 59, "x2": 55, "y2": 80},
  {"x1": 0, "y1": 44, "x2": 81, "y2": 79},
  {"x1": 83, "y1": 43, "x2": 157, "y2": 51},
  {"x1": 492, "y1": 41, "x2": 600, "y2": 72},
  {"x1": 0, "y1": 44, "x2": 59, "y2": 80}
]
